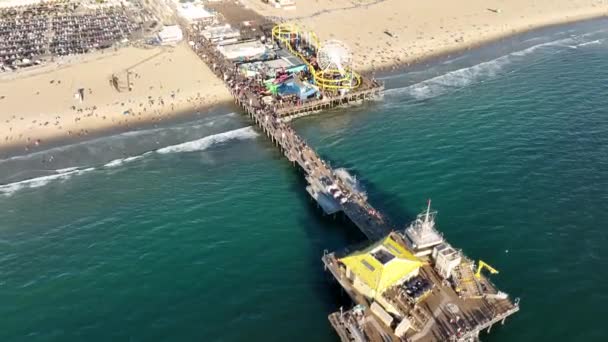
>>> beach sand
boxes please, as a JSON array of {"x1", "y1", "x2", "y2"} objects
[
  {"x1": 0, "y1": 43, "x2": 232, "y2": 151},
  {"x1": 2, "y1": 0, "x2": 607, "y2": 153},
  {"x1": 243, "y1": 0, "x2": 607, "y2": 70}
]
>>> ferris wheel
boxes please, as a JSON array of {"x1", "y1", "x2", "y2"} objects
[{"x1": 317, "y1": 39, "x2": 353, "y2": 75}]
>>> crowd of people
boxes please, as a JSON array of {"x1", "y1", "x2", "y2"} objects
[
  {"x1": 188, "y1": 22, "x2": 387, "y2": 234},
  {"x1": 0, "y1": 0, "x2": 139, "y2": 72}
]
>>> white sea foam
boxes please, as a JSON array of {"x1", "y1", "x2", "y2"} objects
[
  {"x1": 104, "y1": 155, "x2": 144, "y2": 168},
  {"x1": 55, "y1": 166, "x2": 79, "y2": 173},
  {"x1": 510, "y1": 37, "x2": 576, "y2": 57},
  {"x1": 577, "y1": 39, "x2": 602, "y2": 47},
  {"x1": 0, "y1": 112, "x2": 238, "y2": 164},
  {"x1": 0, "y1": 115, "x2": 246, "y2": 195},
  {"x1": 0, "y1": 167, "x2": 95, "y2": 197},
  {"x1": 387, "y1": 54, "x2": 510, "y2": 100},
  {"x1": 156, "y1": 126, "x2": 258, "y2": 154},
  {"x1": 386, "y1": 33, "x2": 603, "y2": 101}
]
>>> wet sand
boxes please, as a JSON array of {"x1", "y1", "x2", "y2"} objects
[{"x1": 0, "y1": 43, "x2": 232, "y2": 152}]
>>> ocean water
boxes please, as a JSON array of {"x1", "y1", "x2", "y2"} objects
[{"x1": 2, "y1": 20, "x2": 608, "y2": 341}]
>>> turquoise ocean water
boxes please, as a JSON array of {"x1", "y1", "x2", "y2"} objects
[{"x1": 1, "y1": 20, "x2": 608, "y2": 341}]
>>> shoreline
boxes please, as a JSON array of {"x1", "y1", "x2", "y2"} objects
[
  {"x1": 246, "y1": 0, "x2": 608, "y2": 73},
  {"x1": 0, "y1": 43, "x2": 233, "y2": 156},
  {"x1": 369, "y1": 14, "x2": 608, "y2": 77},
  {"x1": 0, "y1": 99, "x2": 236, "y2": 159},
  {"x1": 2, "y1": 13, "x2": 607, "y2": 159}
]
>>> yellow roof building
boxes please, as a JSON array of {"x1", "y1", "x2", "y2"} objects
[{"x1": 340, "y1": 233, "x2": 423, "y2": 298}]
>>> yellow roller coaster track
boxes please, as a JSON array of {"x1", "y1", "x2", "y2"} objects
[
  {"x1": 475, "y1": 260, "x2": 499, "y2": 279},
  {"x1": 271, "y1": 23, "x2": 361, "y2": 91}
]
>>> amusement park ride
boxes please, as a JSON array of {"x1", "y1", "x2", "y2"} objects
[
  {"x1": 271, "y1": 23, "x2": 362, "y2": 91},
  {"x1": 475, "y1": 260, "x2": 499, "y2": 279}
]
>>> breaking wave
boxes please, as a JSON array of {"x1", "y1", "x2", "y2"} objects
[
  {"x1": 55, "y1": 167, "x2": 79, "y2": 173},
  {"x1": 394, "y1": 56, "x2": 510, "y2": 100},
  {"x1": 0, "y1": 167, "x2": 94, "y2": 197},
  {"x1": 387, "y1": 32, "x2": 604, "y2": 101},
  {"x1": 104, "y1": 155, "x2": 146, "y2": 168},
  {"x1": 156, "y1": 126, "x2": 258, "y2": 154},
  {"x1": 577, "y1": 39, "x2": 603, "y2": 47},
  {"x1": 0, "y1": 111, "x2": 238, "y2": 164},
  {"x1": 1, "y1": 125, "x2": 256, "y2": 196},
  {"x1": 510, "y1": 36, "x2": 576, "y2": 57}
]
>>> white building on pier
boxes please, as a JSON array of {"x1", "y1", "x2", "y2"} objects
[{"x1": 404, "y1": 200, "x2": 444, "y2": 256}]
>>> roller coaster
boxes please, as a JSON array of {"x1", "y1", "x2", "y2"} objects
[{"x1": 271, "y1": 23, "x2": 361, "y2": 91}]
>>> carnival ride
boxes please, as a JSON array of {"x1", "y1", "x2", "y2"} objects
[
  {"x1": 271, "y1": 23, "x2": 361, "y2": 91},
  {"x1": 475, "y1": 260, "x2": 499, "y2": 279}
]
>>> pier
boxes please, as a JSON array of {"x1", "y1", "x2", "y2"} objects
[
  {"x1": 182, "y1": 3, "x2": 518, "y2": 340},
  {"x1": 188, "y1": 20, "x2": 387, "y2": 240},
  {"x1": 234, "y1": 75, "x2": 388, "y2": 240}
]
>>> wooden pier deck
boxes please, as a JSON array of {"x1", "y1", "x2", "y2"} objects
[
  {"x1": 189, "y1": 27, "x2": 388, "y2": 241},
  {"x1": 236, "y1": 96, "x2": 389, "y2": 240}
]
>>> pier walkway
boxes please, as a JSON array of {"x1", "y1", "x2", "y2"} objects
[
  {"x1": 190, "y1": 31, "x2": 388, "y2": 240},
  {"x1": 237, "y1": 90, "x2": 389, "y2": 240}
]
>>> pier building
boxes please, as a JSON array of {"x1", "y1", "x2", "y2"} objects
[
  {"x1": 339, "y1": 233, "x2": 424, "y2": 301},
  {"x1": 404, "y1": 200, "x2": 444, "y2": 256},
  {"x1": 324, "y1": 205, "x2": 519, "y2": 342}
]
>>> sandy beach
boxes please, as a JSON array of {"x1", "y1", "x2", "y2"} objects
[
  {"x1": 0, "y1": 43, "x2": 232, "y2": 151},
  {"x1": 243, "y1": 0, "x2": 607, "y2": 70},
  {"x1": 2, "y1": 0, "x2": 607, "y2": 153}
]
